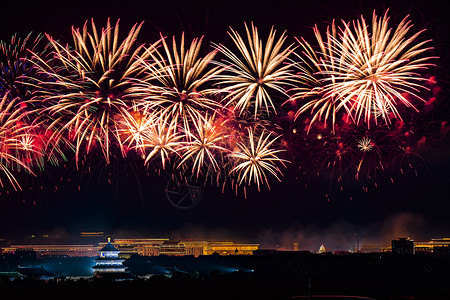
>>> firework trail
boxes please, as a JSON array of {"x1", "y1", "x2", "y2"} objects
[
  {"x1": 290, "y1": 10, "x2": 436, "y2": 130},
  {"x1": 131, "y1": 32, "x2": 223, "y2": 134},
  {"x1": 0, "y1": 11, "x2": 444, "y2": 199},
  {"x1": 137, "y1": 113, "x2": 182, "y2": 170},
  {"x1": 0, "y1": 94, "x2": 36, "y2": 190},
  {"x1": 0, "y1": 33, "x2": 45, "y2": 103},
  {"x1": 178, "y1": 113, "x2": 230, "y2": 178},
  {"x1": 30, "y1": 18, "x2": 146, "y2": 165},
  {"x1": 214, "y1": 22, "x2": 297, "y2": 118},
  {"x1": 0, "y1": 32, "x2": 69, "y2": 170},
  {"x1": 229, "y1": 127, "x2": 288, "y2": 191}
]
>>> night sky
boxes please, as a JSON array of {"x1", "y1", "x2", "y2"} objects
[{"x1": 0, "y1": 0, "x2": 449, "y2": 251}]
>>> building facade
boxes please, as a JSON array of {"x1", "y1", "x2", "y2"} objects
[
  {"x1": 102, "y1": 239, "x2": 259, "y2": 257},
  {"x1": 92, "y1": 239, "x2": 127, "y2": 274},
  {"x1": 1, "y1": 244, "x2": 99, "y2": 257},
  {"x1": 2, "y1": 237, "x2": 259, "y2": 258},
  {"x1": 414, "y1": 238, "x2": 450, "y2": 254},
  {"x1": 392, "y1": 237, "x2": 415, "y2": 254}
]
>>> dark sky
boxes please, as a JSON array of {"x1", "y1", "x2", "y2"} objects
[{"x1": 0, "y1": 0, "x2": 450, "y2": 250}]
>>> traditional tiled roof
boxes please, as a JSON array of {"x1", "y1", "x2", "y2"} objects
[
  {"x1": 99, "y1": 241, "x2": 120, "y2": 252},
  {"x1": 17, "y1": 265, "x2": 54, "y2": 278},
  {"x1": 94, "y1": 256, "x2": 125, "y2": 262},
  {"x1": 92, "y1": 264, "x2": 127, "y2": 270}
]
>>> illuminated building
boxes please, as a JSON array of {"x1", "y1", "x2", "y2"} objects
[
  {"x1": 159, "y1": 241, "x2": 186, "y2": 256},
  {"x1": 203, "y1": 242, "x2": 259, "y2": 255},
  {"x1": 80, "y1": 232, "x2": 105, "y2": 238},
  {"x1": 92, "y1": 238, "x2": 128, "y2": 274},
  {"x1": 414, "y1": 238, "x2": 450, "y2": 254},
  {"x1": 98, "y1": 238, "x2": 169, "y2": 258},
  {"x1": 182, "y1": 241, "x2": 209, "y2": 257},
  {"x1": 317, "y1": 244, "x2": 328, "y2": 254},
  {"x1": 392, "y1": 238, "x2": 415, "y2": 254},
  {"x1": 98, "y1": 239, "x2": 259, "y2": 257},
  {"x1": 2, "y1": 238, "x2": 259, "y2": 258},
  {"x1": 1, "y1": 244, "x2": 99, "y2": 257}
]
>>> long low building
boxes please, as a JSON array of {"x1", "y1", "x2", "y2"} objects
[
  {"x1": 2, "y1": 244, "x2": 99, "y2": 257},
  {"x1": 2, "y1": 239, "x2": 259, "y2": 258},
  {"x1": 99, "y1": 239, "x2": 260, "y2": 258},
  {"x1": 414, "y1": 238, "x2": 450, "y2": 253}
]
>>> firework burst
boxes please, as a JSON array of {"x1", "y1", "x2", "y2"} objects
[
  {"x1": 0, "y1": 95, "x2": 36, "y2": 190},
  {"x1": 0, "y1": 33, "x2": 46, "y2": 102},
  {"x1": 0, "y1": 11, "x2": 443, "y2": 199},
  {"x1": 229, "y1": 128, "x2": 288, "y2": 190},
  {"x1": 136, "y1": 114, "x2": 182, "y2": 170},
  {"x1": 114, "y1": 109, "x2": 156, "y2": 156},
  {"x1": 31, "y1": 18, "x2": 146, "y2": 165},
  {"x1": 291, "y1": 10, "x2": 436, "y2": 130},
  {"x1": 214, "y1": 22, "x2": 297, "y2": 117},
  {"x1": 0, "y1": 32, "x2": 68, "y2": 170},
  {"x1": 178, "y1": 113, "x2": 230, "y2": 178},
  {"x1": 132, "y1": 33, "x2": 223, "y2": 132}
]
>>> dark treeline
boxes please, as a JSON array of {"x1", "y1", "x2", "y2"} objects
[{"x1": 1, "y1": 252, "x2": 450, "y2": 299}]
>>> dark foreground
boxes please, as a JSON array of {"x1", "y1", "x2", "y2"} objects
[{"x1": 1, "y1": 252, "x2": 450, "y2": 299}]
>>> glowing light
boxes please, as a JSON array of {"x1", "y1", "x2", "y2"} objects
[
  {"x1": 291, "y1": 10, "x2": 436, "y2": 129},
  {"x1": 178, "y1": 114, "x2": 230, "y2": 178},
  {"x1": 357, "y1": 136, "x2": 373, "y2": 152},
  {"x1": 214, "y1": 22, "x2": 296, "y2": 117},
  {"x1": 31, "y1": 18, "x2": 146, "y2": 165},
  {"x1": 0, "y1": 94, "x2": 36, "y2": 190},
  {"x1": 229, "y1": 128, "x2": 287, "y2": 190},
  {"x1": 132, "y1": 32, "x2": 223, "y2": 132}
]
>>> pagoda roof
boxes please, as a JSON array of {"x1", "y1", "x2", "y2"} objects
[
  {"x1": 95, "y1": 257, "x2": 125, "y2": 262},
  {"x1": 92, "y1": 265, "x2": 128, "y2": 270},
  {"x1": 99, "y1": 242, "x2": 120, "y2": 252},
  {"x1": 17, "y1": 265, "x2": 54, "y2": 278}
]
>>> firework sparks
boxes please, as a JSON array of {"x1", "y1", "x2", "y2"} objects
[
  {"x1": 115, "y1": 109, "x2": 156, "y2": 156},
  {"x1": 31, "y1": 18, "x2": 146, "y2": 165},
  {"x1": 229, "y1": 128, "x2": 288, "y2": 190},
  {"x1": 0, "y1": 32, "x2": 46, "y2": 102},
  {"x1": 0, "y1": 32, "x2": 68, "y2": 170},
  {"x1": 357, "y1": 136, "x2": 373, "y2": 152},
  {"x1": 178, "y1": 113, "x2": 230, "y2": 178},
  {"x1": 0, "y1": 11, "x2": 443, "y2": 199},
  {"x1": 137, "y1": 114, "x2": 182, "y2": 170},
  {"x1": 214, "y1": 22, "x2": 297, "y2": 117},
  {"x1": 291, "y1": 10, "x2": 436, "y2": 129},
  {"x1": 132, "y1": 33, "x2": 223, "y2": 132},
  {"x1": 0, "y1": 95, "x2": 36, "y2": 190}
]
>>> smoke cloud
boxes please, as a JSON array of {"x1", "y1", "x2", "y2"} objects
[{"x1": 257, "y1": 211, "x2": 444, "y2": 252}]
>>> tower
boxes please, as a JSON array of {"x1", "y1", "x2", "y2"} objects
[
  {"x1": 318, "y1": 243, "x2": 328, "y2": 254},
  {"x1": 92, "y1": 238, "x2": 132, "y2": 279}
]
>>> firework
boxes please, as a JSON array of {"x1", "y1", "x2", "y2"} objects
[
  {"x1": 0, "y1": 11, "x2": 443, "y2": 199},
  {"x1": 31, "y1": 18, "x2": 146, "y2": 165},
  {"x1": 0, "y1": 33, "x2": 46, "y2": 102},
  {"x1": 137, "y1": 114, "x2": 182, "y2": 170},
  {"x1": 357, "y1": 136, "x2": 373, "y2": 152},
  {"x1": 229, "y1": 128, "x2": 287, "y2": 190},
  {"x1": 214, "y1": 22, "x2": 297, "y2": 117},
  {"x1": 0, "y1": 32, "x2": 68, "y2": 170},
  {"x1": 291, "y1": 11, "x2": 436, "y2": 130},
  {"x1": 132, "y1": 32, "x2": 223, "y2": 133},
  {"x1": 114, "y1": 109, "x2": 156, "y2": 156},
  {"x1": 178, "y1": 113, "x2": 230, "y2": 178},
  {"x1": 0, "y1": 94, "x2": 36, "y2": 190}
]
